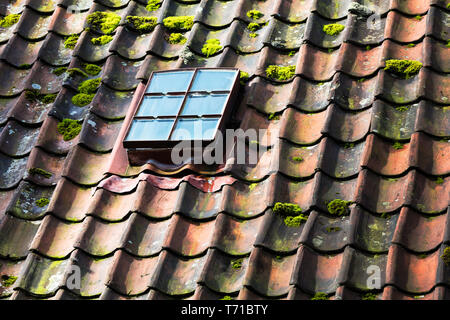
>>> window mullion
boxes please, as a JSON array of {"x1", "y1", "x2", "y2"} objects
[{"x1": 167, "y1": 68, "x2": 199, "y2": 140}]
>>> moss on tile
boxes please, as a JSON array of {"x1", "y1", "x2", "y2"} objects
[
  {"x1": 146, "y1": 0, "x2": 161, "y2": 11},
  {"x1": 326, "y1": 226, "x2": 341, "y2": 233},
  {"x1": 163, "y1": 16, "x2": 194, "y2": 31},
  {"x1": 85, "y1": 64, "x2": 102, "y2": 76},
  {"x1": 441, "y1": 247, "x2": 450, "y2": 266},
  {"x1": 362, "y1": 293, "x2": 377, "y2": 300},
  {"x1": 67, "y1": 67, "x2": 89, "y2": 78},
  {"x1": 220, "y1": 296, "x2": 233, "y2": 300},
  {"x1": 292, "y1": 156, "x2": 303, "y2": 162},
  {"x1": 327, "y1": 199, "x2": 352, "y2": 216},
  {"x1": 247, "y1": 22, "x2": 262, "y2": 32},
  {"x1": 384, "y1": 59, "x2": 422, "y2": 79},
  {"x1": 91, "y1": 35, "x2": 113, "y2": 45},
  {"x1": 246, "y1": 10, "x2": 263, "y2": 20},
  {"x1": 249, "y1": 32, "x2": 257, "y2": 38},
  {"x1": 72, "y1": 93, "x2": 95, "y2": 107},
  {"x1": 41, "y1": 94, "x2": 57, "y2": 104},
  {"x1": 201, "y1": 38, "x2": 222, "y2": 57},
  {"x1": 168, "y1": 33, "x2": 186, "y2": 44},
  {"x1": 57, "y1": 119, "x2": 82, "y2": 141},
  {"x1": 323, "y1": 23, "x2": 345, "y2": 36},
  {"x1": 231, "y1": 258, "x2": 243, "y2": 269},
  {"x1": 284, "y1": 215, "x2": 307, "y2": 227},
  {"x1": 311, "y1": 292, "x2": 328, "y2": 300},
  {"x1": 268, "y1": 112, "x2": 280, "y2": 120},
  {"x1": 126, "y1": 16, "x2": 157, "y2": 33},
  {"x1": 436, "y1": 177, "x2": 444, "y2": 184},
  {"x1": 239, "y1": 71, "x2": 249, "y2": 83},
  {"x1": 393, "y1": 142, "x2": 404, "y2": 150},
  {"x1": 273, "y1": 202, "x2": 308, "y2": 227},
  {"x1": 1, "y1": 275, "x2": 17, "y2": 287},
  {"x1": 87, "y1": 11, "x2": 121, "y2": 34},
  {"x1": 64, "y1": 34, "x2": 79, "y2": 49},
  {"x1": 265, "y1": 65, "x2": 296, "y2": 81},
  {"x1": 29, "y1": 167, "x2": 52, "y2": 179},
  {"x1": 0, "y1": 14, "x2": 20, "y2": 28},
  {"x1": 35, "y1": 197, "x2": 50, "y2": 207},
  {"x1": 78, "y1": 78, "x2": 101, "y2": 94},
  {"x1": 53, "y1": 67, "x2": 67, "y2": 76}
]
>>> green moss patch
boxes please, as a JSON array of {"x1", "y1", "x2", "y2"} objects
[
  {"x1": 67, "y1": 67, "x2": 88, "y2": 78},
  {"x1": 35, "y1": 197, "x2": 50, "y2": 207},
  {"x1": 247, "y1": 10, "x2": 263, "y2": 20},
  {"x1": 163, "y1": 16, "x2": 194, "y2": 31},
  {"x1": 64, "y1": 34, "x2": 79, "y2": 49},
  {"x1": 126, "y1": 16, "x2": 157, "y2": 33},
  {"x1": 91, "y1": 35, "x2": 113, "y2": 45},
  {"x1": 87, "y1": 11, "x2": 121, "y2": 34},
  {"x1": 57, "y1": 119, "x2": 82, "y2": 141},
  {"x1": 436, "y1": 177, "x2": 444, "y2": 184},
  {"x1": 311, "y1": 292, "x2": 328, "y2": 300},
  {"x1": 24, "y1": 90, "x2": 56, "y2": 104},
  {"x1": 72, "y1": 78, "x2": 101, "y2": 107},
  {"x1": 393, "y1": 142, "x2": 404, "y2": 150},
  {"x1": 273, "y1": 202, "x2": 308, "y2": 227},
  {"x1": 85, "y1": 64, "x2": 102, "y2": 76},
  {"x1": 362, "y1": 293, "x2": 377, "y2": 300},
  {"x1": 231, "y1": 258, "x2": 243, "y2": 269},
  {"x1": 72, "y1": 93, "x2": 95, "y2": 107},
  {"x1": 323, "y1": 23, "x2": 345, "y2": 36},
  {"x1": 441, "y1": 247, "x2": 450, "y2": 266},
  {"x1": 292, "y1": 156, "x2": 303, "y2": 162},
  {"x1": 384, "y1": 59, "x2": 422, "y2": 79},
  {"x1": 240, "y1": 71, "x2": 249, "y2": 84},
  {"x1": 29, "y1": 167, "x2": 52, "y2": 179},
  {"x1": 201, "y1": 39, "x2": 222, "y2": 57},
  {"x1": 146, "y1": 0, "x2": 162, "y2": 11},
  {"x1": 1, "y1": 275, "x2": 18, "y2": 287},
  {"x1": 266, "y1": 65, "x2": 296, "y2": 81},
  {"x1": 168, "y1": 33, "x2": 186, "y2": 44},
  {"x1": 0, "y1": 14, "x2": 20, "y2": 28},
  {"x1": 248, "y1": 22, "x2": 262, "y2": 32},
  {"x1": 220, "y1": 296, "x2": 232, "y2": 300},
  {"x1": 327, "y1": 199, "x2": 353, "y2": 216},
  {"x1": 53, "y1": 67, "x2": 67, "y2": 76}
]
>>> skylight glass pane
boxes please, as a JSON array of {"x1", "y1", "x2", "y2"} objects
[
  {"x1": 181, "y1": 93, "x2": 228, "y2": 116},
  {"x1": 190, "y1": 70, "x2": 237, "y2": 91},
  {"x1": 147, "y1": 71, "x2": 194, "y2": 93},
  {"x1": 136, "y1": 95, "x2": 184, "y2": 117},
  {"x1": 171, "y1": 118, "x2": 219, "y2": 141},
  {"x1": 126, "y1": 119, "x2": 174, "y2": 141}
]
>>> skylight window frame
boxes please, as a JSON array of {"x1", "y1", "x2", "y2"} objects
[{"x1": 123, "y1": 67, "x2": 240, "y2": 149}]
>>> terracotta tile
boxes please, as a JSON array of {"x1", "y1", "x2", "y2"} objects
[
  {"x1": 304, "y1": 13, "x2": 345, "y2": 48},
  {"x1": 0, "y1": 153, "x2": 27, "y2": 189},
  {"x1": 244, "y1": 248, "x2": 296, "y2": 296},
  {"x1": 362, "y1": 134, "x2": 411, "y2": 176},
  {"x1": 386, "y1": 244, "x2": 440, "y2": 293},
  {"x1": 297, "y1": 43, "x2": 340, "y2": 81},
  {"x1": 349, "y1": 206, "x2": 399, "y2": 253},
  {"x1": 288, "y1": 76, "x2": 331, "y2": 112},
  {"x1": 212, "y1": 213, "x2": 264, "y2": 256},
  {"x1": 246, "y1": 78, "x2": 294, "y2": 114},
  {"x1": 278, "y1": 139, "x2": 322, "y2": 179},
  {"x1": 385, "y1": 11, "x2": 427, "y2": 43},
  {"x1": 0, "y1": 35, "x2": 43, "y2": 67},
  {"x1": 406, "y1": 170, "x2": 449, "y2": 213},
  {"x1": 279, "y1": 107, "x2": 328, "y2": 145},
  {"x1": 75, "y1": 216, "x2": 128, "y2": 256},
  {"x1": 90, "y1": 84, "x2": 135, "y2": 120},
  {"x1": 163, "y1": 214, "x2": 215, "y2": 256},
  {"x1": 415, "y1": 102, "x2": 450, "y2": 137},
  {"x1": 62, "y1": 145, "x2": 110, "y2": 186},
  {"x1": 324, "y1": 104, "x2": 372, "y2": 142},
  {"x1": 0, "y1": 258, "x2": 24, "y2": 297},
  {"x1": 16, "y1": 8, "x2": 52, "y2": 40},
  {"x1": 106, "y1": 250, "x2": 158, "y2": 296},
  {"x1": 199, "y1": 249, "x2": 248, "y2": 294},
  {"x1": 382, "y1": 285, "x2": 448, "y2": 300},
  {"x1": 151, "y1": 250, "x2": 206, "y2": 295},
  {"x1": 122, "y1": 213, "x2": 172, "y2": 257},
  {"x1": 0, "y1": 214, "x2": 40, "y2": 259},
  {"x1": 274, "y1": 0, "x2": 314, "y2": 23},
  {"x1": 102, "y1": 55, "x2": 144, "y2": 90},
  {"x1": 87, "y1": 188, "x2": 135, "y2": 221},
  {"x1": 175, "y1": 182, "x2": 222, "y2": 220},
  {"x1": 332, "y1": 73, "x2": 378, "y2": 110},
  {"x1": 26, "y1": 147, "x2": 65, "y2": 186},
  {"x1": 291, "y1": 245, "x2": 344, "y2": 294},
  {"x1": 6, "y1": 181, "x2": 54, "y2": 220},
  {"x1": 48, "y1": 178, "x2": 93, "y2": 222},
  {"x1": 272, "y1": 174, "x2": 316, "y2": 211},
  {"x1": 393, "y1": 207, "x2": 446, "y2": 252},
  {"x1": 30, "y1": 215, "x2": 82, "y2": 259},
  {"x1": 0, "y1": 120, "x2": 40, "y2": 157}
]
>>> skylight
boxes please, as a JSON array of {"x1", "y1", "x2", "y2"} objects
[{"x1": 123, "y1": 68, "x2": 240, "y2": 149}]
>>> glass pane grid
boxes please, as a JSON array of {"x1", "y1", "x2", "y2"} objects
[{"x1": 126, "y1": 69, "x2": 238, "y2": 144}]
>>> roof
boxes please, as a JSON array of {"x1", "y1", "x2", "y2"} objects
[{"x1": 0, "y1": 0, "x2": 449, "y2": 300}]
